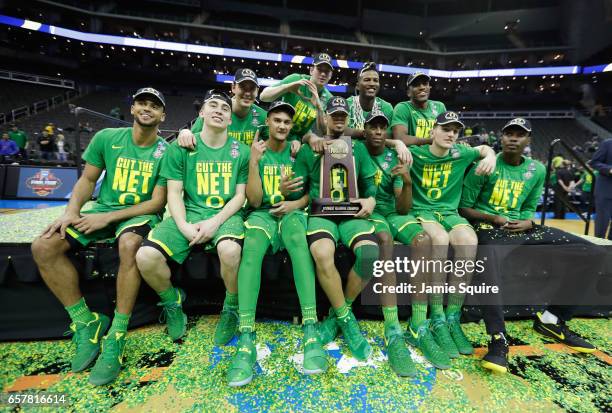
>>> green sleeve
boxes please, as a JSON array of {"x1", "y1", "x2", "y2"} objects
[
  {"x1": 161, "y1": 142, "x2": 185, "y2": 181},
  {"x1": 461, "y1": 144, "x2": 481, "y2": 163},
  {"x1": 519, "y1": 164, "x2": 545, "y2": 220},
  {"x1": 274, "y1": 73, "x2": 302, "y2": 87},
  {"x1": 390, "y1": 103, "x2": 410, "y2": 128},
  {"x1": 237, "y1": 146, "x2": 250, "y2": 185},
  {"x1": 81, "y1": 130, "x2": 107, "y2": 169},
  {"x1": 361, "y1": 176, "x2": 377, "y2": 198},
  {"x1": 191, "y1": 117, "x2": 203, "y2": 134},
  {"x1": 459, "y1": 166, "x2": 487, "y2": 209},
  {"x1": 355, "y1": 142, "x2": 377, "y2": 197},
  {"x1": 437, "y1": 101, "x2": 447, "y2": 113}
]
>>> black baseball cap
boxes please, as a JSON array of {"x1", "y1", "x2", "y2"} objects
[
  {"x1": 326, "y1": 96, "x2": 349, "y2": 114},
  {"x1": 133, "y1": 87, "x2": 166, "y2": 108},
  {"x1": 502, "y1": 117, "x2": 532, "y2": 133},
  {"x1": 313, "y1": 52, "x2": 333, "y2": 70},
  {"x1": 407, "y1": 72, "x2": 431, "y2": 87},
  {"x1": 358, "y1": 61, "x2": 378, "y2": 77},
  {"x1": 234, "y1": 68, "x2": 259, "y2": 86},
  {"x1": 203, "y1": 89, "x2": 232, "y2": 107},
  {"x1": 364, "y1": 110, "x2": 389, "y2": 126},
  {"x1": 267, "y1": 101, "x2": 295, "y2": 117},
  {"x1": 435, "y1": 111, "x2": 465, "y2": 128}
]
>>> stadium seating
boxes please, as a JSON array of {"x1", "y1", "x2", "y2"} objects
[
  {"x1": 593, "y1": 114, "x2": 612, "y2": 134},
  {"x1": 0, "y1": 80, "x2": 74, "y2": 116}
]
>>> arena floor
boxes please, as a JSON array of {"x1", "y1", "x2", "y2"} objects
[{"x1": 0, "y1": 202, "x2": 610, "y2": 412}]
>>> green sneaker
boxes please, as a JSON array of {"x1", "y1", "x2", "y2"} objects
[
  {"x1": 385, "y1": 323, "x2": 416, "y2": 377},
  {"x1": 158, "y1": 288, "x2": 187, "y2": 341},
  {"x1": 318, "y1": 308, "x2": 338, "y2": 345},
  {"x1": 68, "y1": 312, "x2": 110, "y2": 373},
  {"x1": 89, "y1": 331, "x2": 127, "y2": 386},
  {"x1": 214, "y1": 308, "x2": 238, "y2": 346},
  {"x1": 227, "y1": 331, "x2": 256, "y2": 387},
  {"x1": 431, "y1": 315, "x2": 459, "y2": 359},
  {"x1": 302, "y1": 322, "x2": 328, "y2": 375},
  {"x1": 405, "y1": 320, "x2": 451, "y2": 370},
  {"x1": 336, "y1": 309, "x2": 372, "y2": 361},
  {"x1": 447, "y1": 313, "x2": 474, "y2": 355}
]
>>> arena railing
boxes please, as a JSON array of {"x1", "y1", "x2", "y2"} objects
[{"x1": 541, "y1": 138, "x2": 596, "y2": 235}]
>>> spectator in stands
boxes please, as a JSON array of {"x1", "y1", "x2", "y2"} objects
[
  {"x1": 464, "y1": 125, "x2": 473, "y2": 137},
  {"x1": 8, "y1": 123, "x2": 28, "y2": 159},
  {"x1": 552, "y1": 155, "x2": 565, "y2": 169},
  {"x1": 591, "y1": 138, "x2": 612, "y2": 239},
  {"x1": 38, "y1": 130, "x2": 56, "y2": 161},
  {"x1": 56, "y1": 134, "x2": 70, "y2": 162},
  {"x1": 79, "y1": 122, "x2": 93, "y2": 133},
  {"x1": 575, "y1": 164, "x2": 597, "y2": 209},
  {"x1": 109, "y1": 106, "x2": 122, "y2": 120},
  {"x1": 553, "y1": 160, "x2": 575, "y2": 219},
  {"x1": 0, "y1": 131, "x2": 20, "y2": 163},
  {"x1": 44, "y1": 122, "x2": 55, "y2": 136}
]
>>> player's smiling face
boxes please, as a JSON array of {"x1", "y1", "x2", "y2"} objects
[
  {"x1": 131, "y1": 98, "x2": 165, "y2": 127},
  {"x1": 327, "y1": 112, "x2": 348, "y2": 135},
  {"x1": 409, "y1": 78, "x2": 431, "y2": 103},
  {"x1": 266, "y1": 111, "x2": 293, "y2": 142},
  {"x1": 358, "y1": 70, "x2": 380, "y2": 98},
  {"x1": 501, "y1": 127, "x2": 530, "y2": 155},
  {"x1": 431, "y1": 124, "x2": 461, "y2": 149},
  {"x1": 203, "y1": 98, "x2": 232, "y2": 130},
  {"x1": 310, "y1": 65, "x2": 333, "y2": 88},
  {"x1": 232, "y1": 81, "x2": 258, "y2": 109},
  {"x1": 365, "y1": 121, "x2": 387, "y2": 149}
]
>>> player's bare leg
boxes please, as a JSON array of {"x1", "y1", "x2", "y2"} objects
[{"x1": 214, "y1": 239, "x2": 242, "y2": 345}]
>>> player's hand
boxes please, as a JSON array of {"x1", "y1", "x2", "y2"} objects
[
  {"x1": 72, "y1": 213, "x2": 112, "y2": 235},
  {"x1": 492, "y1": 215, "x2": 509, "y2": 227},
  {"x1": 41, "y1": 211, "x2": 80, "y2": 239},
  {"x1": 279, "y1": 168, "x2": 303, "y2": 196},
  {"x1": 189, "y1": 218, "x2": 220, "y2": 246},
  {"x1": 285, "y1": 79, "x2": 312, "y2": 95},
  {"x1": 504, "y1": 219, "x2": 533, "y2": 232},
  {"x1": 249, "y1": 130, "x2": 266, "y2": 164},
  {"x1": 353, "y1": 197, "x2": 375, "y2": 218},
  {"x1": 269, "y1": 200, "x2": 296, "y2": 217},
  {"x1": 178, "y1": 222, "x2": 199, "y2": 243},
  {"x1": 297, "y1": 80, "x2": 320, "y2": 109},
  {"x1": 475, "y1": 154, "x2": 496, "y2": 176},
  {"x1": 391, "y1": 162, "x2": 412, "y2": 185},
  {"x1": 308, "y1": 135, "x2": 331, "y2": 154},
  {"x1": 290, "y1": 140, "x2": 301, "y2": 157},
  {"x1": 392, "y1": 140, "x2": 412, "y2": 166},
  {"x1": 177, "y1": 129, "x2": 196, "y2": 150}
]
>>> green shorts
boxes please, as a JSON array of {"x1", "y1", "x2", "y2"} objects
[
  {"x1": 65, "y1": 202, "x2": 160, "y2": 248},
  {"x1": 145, "y1": 210, "x2": 244, "y2": 264},
  {"x1": 387, "y1": 213, "x2": 424, "y2": 244},
  {"x1": 244, "y1": 209, "x2": 307, "y2": 253},
  {"x1": 369, "y1": 212, "x2": 392, "y2": 235},
  {"x1": 306, "y1": 216, "x2": 376, "y2": 249},
  {"x1": 413, "y1": 210, "x2": 472, "y2": 232}
]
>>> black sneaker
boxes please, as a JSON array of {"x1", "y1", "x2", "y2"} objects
[
  {"x1": 481, "y1": 333, "x2": 509, "y2": 373},
  {"x1": 533, "y1": 312, "x2": 596, "y2": 353}
]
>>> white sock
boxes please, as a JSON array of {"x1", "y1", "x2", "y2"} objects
[{"x1": 540, "y1": 310, "x2": 558, "y2": 324}]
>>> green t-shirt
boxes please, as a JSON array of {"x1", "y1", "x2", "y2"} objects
[
  {"x1": 8, "y1": 130, "x2": 27, "y2": 148},
  {"x1": 191, "y1": 104, "x2": 267, "y2": 146},
  {"x1": 581, "y1": 170, "x2": 598, "y2": 193},
  {"x1": 82, "y1": 127, "x2": 168, "y2": 210},
  {"x1": 256, "y1": 143, "x2": 300, "y2": 209},
  {"x1": 371, "y1": 148, "x2": 403, "y2": 216},
  {"x1": 274, "y1": 73, "x2": 333, "y2": 139},
  {"x1": 293, "y1": 138, "x2": 377, "y2": 203},
  {"x1": 460, "y1": 154, "x2": 546, "y2": 220},
  {"x1": 346, "y1": 96, "x2": 394, "y2": 132},
  {"x1": 162, "y1": 137, "x2": 250, "y2": 217},
  {"x1": 391, "y1": 100, "x2": 446, "y2": 139},
  {"x1": 410, "y1": 144, "x2": 480, "y2": 212}
]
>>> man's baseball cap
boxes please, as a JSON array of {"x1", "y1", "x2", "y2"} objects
[
  {"x1": 203, "y1": 89, "x2": 232, "y2": 106},
  {"x1": 326, "y1": 96, "x2": 349, "y2": 114},
  {"x1": 313, "y1": 52, "x2": 333, "y2": 70},
  {"x1": 435, "y1": 111, "x2": 465, "y2": 128},
  {"x1": 502, "y1": 117, "x2": 532, "y2": 133},
  {"x1": 267, "y1": 101, "x2": 295, "y2": 117},
  {"x1": 234, "y1": 68, "x2": 259, "y2": 86},
  {"x1": 407, "y1": 72, "x2": 431, "y2": 87},
  {"x1": 358, "y1": 61, "x2": 378, "y2": 77},
  {"x1": 133, "y1": 87, "x2": 166, "y2": 107},
  {"x1": 364, "y1": 110, "x2": 389, "y2": 126}
]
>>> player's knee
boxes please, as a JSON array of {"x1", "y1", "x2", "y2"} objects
[
  {"x1": 283, "y1": 230, "x2": 306, "y2": 247},
  {"x1": 135, "y1": 246, "x2": 165, "y2": 275},
  {"x1": 310, "y1": 241, "x2": 335, "y2": 270},
  {"x1": 217, "y1": 240, "x2": 242, "y2": 269},
  {"x1": 377, "y1": 232, "x2": 394, "y2": 247},
  {"x1": 118, "y1": 233, "x2": 143, "y2": 262},
  {"x1": 353, "y1": 242, "x2": 378, "y2": 280},
  {"x1": 31, "y1": 236, "x2": 62, "y2": 263},
  {"x1": 428, "y1": 229, "x2": 449, "y2": 246},
  {"x1": 450, "y1": 228, "x2": 478, "y2": 246},
  {"x1": 412, "y1": 231, "x2": 432, "y2": 250}
]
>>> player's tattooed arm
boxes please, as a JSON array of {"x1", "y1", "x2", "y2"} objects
[
  {"x1": 392, "y1": 124, "x2": 432, "y2": 146},
  {"x1": 392, "y1": 161, "x2": 413, "y2": 214},
  {"x1": 42, "y1": 163, "x2": 102, "y2": 239}
]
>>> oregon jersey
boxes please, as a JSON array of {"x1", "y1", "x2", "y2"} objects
[
  {"x1": 161, "y1": 137, "x2": 249, "y2": 217},
  {"x1": 82, "y1": 127, "x2": 168, "y2": 209},
  {"x1": 347, "y1": 96, "x2": 394, "y2": 131},
  {"x1": 460, "y1": 154, "x2": 546, "y2": 220},
  {"x1": 191, "y1": 104, "x2": 267, "y2": 146},
  {"x1": 371, "y1": 149, "x2": 403, "y2": 216},
  {"x1": 257, "y1": 143, "x2": 300, "y2": 208},
  {"x1": 391, "y1": 100, "x2": 446, "y2": 139},
  {"x1": 274, "y1": 73, "x2": 333, "y2": 139},
  {"x1": 410, "y1": 144, "x2": 480, "y2": 212},
  {"x1": 293, "y1": 138, "x2": 377, "y2": 203}
]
